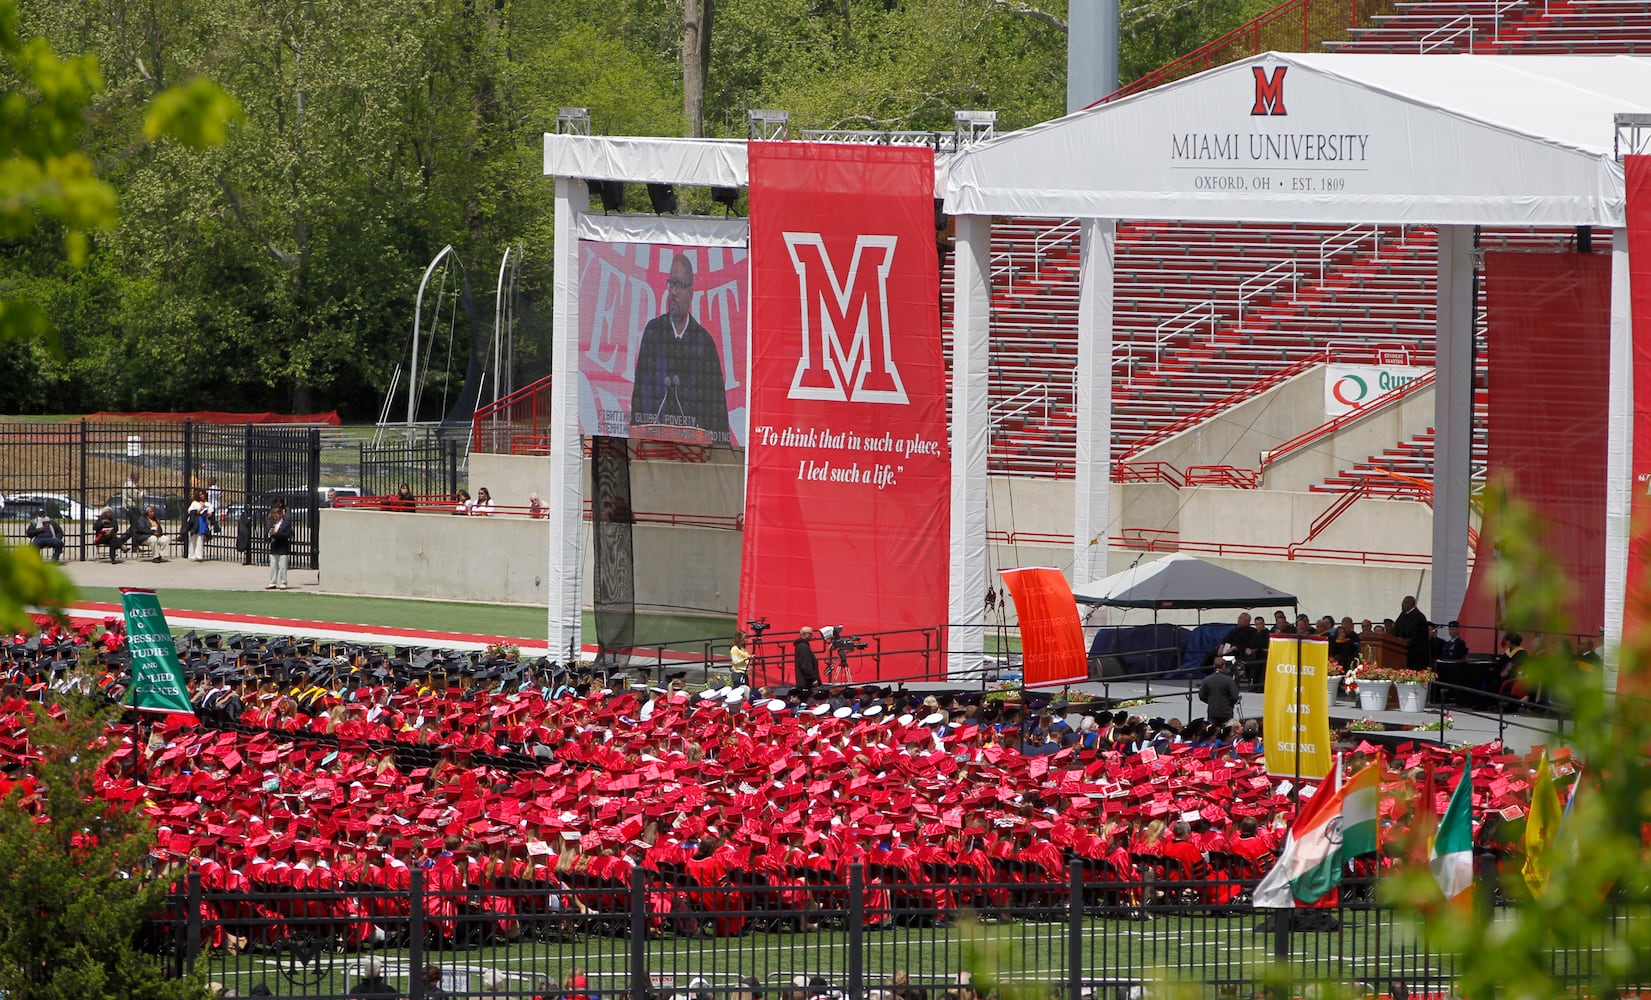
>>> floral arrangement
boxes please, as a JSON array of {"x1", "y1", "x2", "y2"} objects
[
  {"x1": 1326, "y1": 661, "x2": 1347, "y2": 677},
  {"x1": 484, "y1": 641, "x2": 520, "y2": 660},
  {"x1": 1357, "y1": 666, "x2": 1436, "y2": 685},
  {"x1": 1408, "y1": 713, "x2": 1455, "y2": 732},
  {"x1": 1346, "y1": 718, "x2": 1387, "y2": 732}
]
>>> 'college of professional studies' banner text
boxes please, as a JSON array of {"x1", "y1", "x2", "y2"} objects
[
  {"x1": 577, "y1": 241, "x2": 748, "y2": 447},
  {"x1": 1000, "y1": 568, "x2": 1089, "y2": 688},
  {"x1": 121, "y1": 589, "x2": 197, "y2": 718},
  {"x1": 740, "y1": 143, "x2": 949, "y2": 683},
  {"x1": 1262, "y1": 637, "x2": 1331, "y2": 780}
]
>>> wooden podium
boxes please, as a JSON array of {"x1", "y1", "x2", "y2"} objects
[{"x1": 1360, "y1": 632, "x2": 1409, "y2": 670}]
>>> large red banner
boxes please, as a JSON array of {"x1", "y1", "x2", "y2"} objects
[
  {"x1": 999, "y1": 568, "x2": 1089, "y2": 689},
  {"x1": 740, "y1": 143, "x2": 949, "y2": 683},
  {"x1": 1627, "y1": 155, "x2": 1651, "y2": 669}
]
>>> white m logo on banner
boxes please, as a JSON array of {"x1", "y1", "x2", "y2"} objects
[{"x1": 783, "y1": 233, "x2": 909, "y2": 405}]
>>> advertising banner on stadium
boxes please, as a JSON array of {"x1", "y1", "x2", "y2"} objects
[
  {"x1": 1627, "y1": 155, "x2": 1651, "y2": 664},
  {"x1": 1000, "y1": 568, "x2": 1089, "y2": 688},
  {"x1": 740, "y1": 143, "x2": 948, "y2": 683},
  {"x1": 577, "y1": 241, "x2": 748, "y2": 447},
  {"x1": 1262, "y1": 637, "x2": 1331, "y2": 780},
  {"x1": 1323, "y1": 363, "x2": 1430, "y2": 417}
]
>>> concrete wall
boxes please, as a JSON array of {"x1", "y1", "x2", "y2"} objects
[
  {"x1": 1134, "y1": 368, "x2": 1323, "y2": 472},
  {"x1": 319, "y1": 509, "x2": 741, "y2": 614},
  {"x1": 1261, "y1": 383, "x2": 1435, "y2": 493}
]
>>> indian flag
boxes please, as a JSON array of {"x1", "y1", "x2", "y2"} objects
[
  {"x1": 1254, "y1": 763, "x2": 1381, "y2": 908},
  {"x1": 1429, "y1": 753, "x2": 1473, "y2": 902}
]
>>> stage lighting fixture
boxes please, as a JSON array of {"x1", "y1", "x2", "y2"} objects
[
  {"x1": 710, "y1": 186, "x2": 740, "y2": 217},
  {"x1": 556, "y1": 107, "x2": 592, "y2": 135},
  {"x1": 747, "y1": 109, "x2": 791, "y2": 142},
  {"x1": 953, "y1": 109, "x2": 998, "y2": 148},
  {"x1": 585, "y1": 180, "x2": 624, "y2": 213},
  {"x1": 647, "y1": 183, "x2": 678, "y2": 215}
]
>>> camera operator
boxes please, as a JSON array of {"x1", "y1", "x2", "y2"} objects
[{"x1": 794, "y1": 627, "x2": 821, "y2": 691}]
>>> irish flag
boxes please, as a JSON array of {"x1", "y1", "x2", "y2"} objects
[
  {"x1": 1253, "y1": 763, "x2": 1381, "y2": 908},
  {"x1": 1430, "y1": 753, "x2": 1473, "y2": 903}
]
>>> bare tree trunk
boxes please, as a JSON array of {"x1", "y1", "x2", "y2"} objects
[{"x1": 683, "y1": 0, "x2": 706, "y2": 137}]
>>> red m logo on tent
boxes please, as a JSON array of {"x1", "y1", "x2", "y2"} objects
[
  {"x1": 1251, "y1": 65, "x2": 1288, "y2": 116},
  {"x1": 782, "y1": 233, "x2": 909, "y2": 405}
]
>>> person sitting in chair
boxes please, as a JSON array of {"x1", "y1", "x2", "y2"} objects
[
  {"x1": 93, "y1": 507, "x2": 126, "y2": 563},
  {"x1": 25, "y1": 512, "x2": 65, "y2": 562},
  {"x1": 130, "y1": 506, "x2": 167, "y2": 562}
]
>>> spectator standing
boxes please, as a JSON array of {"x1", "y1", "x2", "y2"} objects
[
  {"x1": 345, "y1": 957, "x2": 399, "y2": 997},
  {"x1": 528, "y1": 493, "x2": 545, "y2": 518},
  {"x1": 1198, "y1": 660, "x2": 1240, "y2": 728},
  {"x1": 793, "y1": 628, "x2": 821, "y2": 690},
  {"x1": 420, "y1": 965, "x2": 450, "y2": 999},
  {"x1": 453, "y1": 490, "x2": 473, "y2": 516},
  {"x1": 395, "y1": 483, "x2": 416, "y2": 512},
  {"x1": 122, "y1": 470, "x2": 143, "y2": 512},
  {"x1": 206, "y1": 477, "x2": 222, "y2": 514},
  {"x1": 25, "y1": 512, "x2": 64, "y2": 562},
  {"x1": 472, "y1": 487, "x2": 494, "y2": 516},
  {"x1": 187, "y1": 489, "x2": 212, "y2": 562},
  {"x1": 267, "y1": 501, "x2": 292, "y2": 591}
]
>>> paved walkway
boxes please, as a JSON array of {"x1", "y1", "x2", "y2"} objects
[{"x1": 59, "y1": 554, "x2": 321, "y2": 595}]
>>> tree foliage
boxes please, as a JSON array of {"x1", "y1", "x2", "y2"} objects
[
  {"x1": 0, "y1": 701, "x2": 209, "y2": 1000},
  {"x1": 4, "y1": 0, "x2": 1282, "y2": 418}
]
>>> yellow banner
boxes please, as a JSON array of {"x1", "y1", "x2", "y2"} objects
[{"x1": 1262, "y1": 637, "x2": 1333, "y2": 780}]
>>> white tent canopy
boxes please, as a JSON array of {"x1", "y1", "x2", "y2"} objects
[
  {"x1": 945, "y1": 53, "x2": 1651, "y2": 225},
  {"x1": 1073, "y1": 553, "x2": 1297, "y2": 610},
  {"x1": 937, "y1": 53, "x2": 1645, "y2": 679}
]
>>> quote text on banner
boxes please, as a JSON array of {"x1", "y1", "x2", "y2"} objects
[
  {"x1": 740, "y1": 143, "x2": 948, "y2": 683},
  {"x1": 1000, "y1": 568, "x2": 1089, "y2": 688}
]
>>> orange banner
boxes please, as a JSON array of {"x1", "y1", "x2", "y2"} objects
[{"x1": 1000, "y1": 568, "x2": 1088, "y2": 688}]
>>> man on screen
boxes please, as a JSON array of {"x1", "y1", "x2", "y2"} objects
[{"x1": 629, "y1": 254, "x2": 731, "y2": 444}]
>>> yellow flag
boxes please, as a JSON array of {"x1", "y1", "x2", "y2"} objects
[
  {"x1": 1262, "y1": 637, "x2": 1333, "y2": 780},
  {"x1": 1523, "y1": 750, "x2": 1562, "y2": 896}
]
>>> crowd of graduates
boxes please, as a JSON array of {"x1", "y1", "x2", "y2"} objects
[{"x1": 0, "y1": 615, "x2": 1576, "y2": 953}]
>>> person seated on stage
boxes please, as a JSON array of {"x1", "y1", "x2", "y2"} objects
[
  {"x1": 1439, "y1": 620, "x2": 1469, "y2": 660},
  {"x1": 1494, "y1": 631, "x2": 1530, "y2": 700},
  {"x1": 1217, "y1": 613, "x2": 1266, "y2": 686},
  {"x1": 1268, "y1": 610, "x2": 1295, "y2": 636},
  {"x1": 1328, "y1": 621, "x2": 1360, "y2": 667},
  {"x1": 1577, "y1": 635, "x2": 1602, "y2": 669}
]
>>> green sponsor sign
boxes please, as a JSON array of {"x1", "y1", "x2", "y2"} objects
[{"x1": 121, "y1": 590, "x2": 196, "y2": 718}]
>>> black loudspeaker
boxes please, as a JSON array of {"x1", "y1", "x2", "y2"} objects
[
  {"x1": 711, "y1": 186, "x2": 739, "y2": 210},
  {"x1": 647, "y1": 183, "x2": 678, "y2": 215},
  {"x1": 1091, "y1": 655, "x2": 1127, "y2": 679},
  {"x1": 586, "y1": 180, "x2": 625, "y2": 212},
  {"x1": 1577, "y1": 225, "x2": 1593, "y2": 253}
]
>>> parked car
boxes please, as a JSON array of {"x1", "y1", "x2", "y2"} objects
[
  {"x1": 1, "y1": 493, "x2": 89, "y2": 523},
  {"x1": 107, "y1": 492, "x2": 187, "y2": 523}
]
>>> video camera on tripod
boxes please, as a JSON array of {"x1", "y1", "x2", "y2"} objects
[
  {"x1": 746, "y1": 617, "x2": 770, "y2": 639},
  {"x1": 820, "y1": 626, "x2": 865, "y2": 682}
]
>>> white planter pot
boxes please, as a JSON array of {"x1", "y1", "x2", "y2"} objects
[
  {"x1": 1328, "y1": 674, "x2": 1344, "y2": 704},
  {"x1": 1357, "y1": 682, "x2": 1391, "y2": 712},
  {"x1": 1395, "y1": 681, "x2": 1428, "y2": 713}
]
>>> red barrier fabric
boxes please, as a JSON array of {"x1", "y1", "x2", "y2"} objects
[
  {"x1": 739, "y1": 143, "x2": 948, "y2": 684},
  {"x1": 999, "y1": 568, "x2": 1088, "y2": 688},
  {"x1": 1627, "y1": 156, "x2": 1651, "y2": 665},
  {"x1": 84, "y1": 411, "x2": 342, "y2": 426},
  {"x1": 1459, "y1": 251, "x2": 1610, "y2": 637}
]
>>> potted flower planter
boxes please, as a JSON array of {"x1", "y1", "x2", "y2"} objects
[
  {"x1": 1395, "y1": 681, "x2": 1428, "y2": 713},
  {"x1": 1357, "y1": 681, "x2": 1391, "y2": 712},
  {"x1": 1328, "y1": 673, "x2": 1344, "y2": 705}
]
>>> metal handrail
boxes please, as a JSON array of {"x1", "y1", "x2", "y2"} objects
[
  {"x1": 1420, "y1": 12, "x2": 1476, "y2": 51},
  {"x1": 1236, "y1": 260, "x2": 1298, "y2": 329},
  {"x1": 1260, "y1": 368, "x2": 1436, "y2": 469},
  {"x1": 1318, "y1": 223, "x2": 1380, "y2": 282},
  {"x1": 1139, "y1": 301, "x2": 1217, "y2": 382},
  {"x1": 1033, "y1": 219, "x2": 1081, "y2": 279},
  {"x1": 992, "y1": 382, "x2": 1050, "y2": 427}
]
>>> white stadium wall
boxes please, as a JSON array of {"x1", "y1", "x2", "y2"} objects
[{"x1": 322, "y1": 445, "x2": 1457, "y2": 628}]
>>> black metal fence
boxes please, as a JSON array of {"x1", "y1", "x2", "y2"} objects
[
  {"x1": 358, "y1": 435, "x2": 464, "y2": 502},
  {"x1": 0, "y1": 421, "x2": 323, "y2": 567},
  {"x1": 147, "y1": 866, "x2": 1641, "y2": 999}
]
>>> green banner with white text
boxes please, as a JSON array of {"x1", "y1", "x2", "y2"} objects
[{"x1": 120, "y1": 590, "x2": 197, "y2": 718}]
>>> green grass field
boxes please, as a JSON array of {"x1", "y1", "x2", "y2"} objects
[
  {"x1": 73, "y1": 585, "x2": 734, "y2": 649},
  {"x1": 192, "y1": 909, "x2": 1471, "y2": 998}
]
